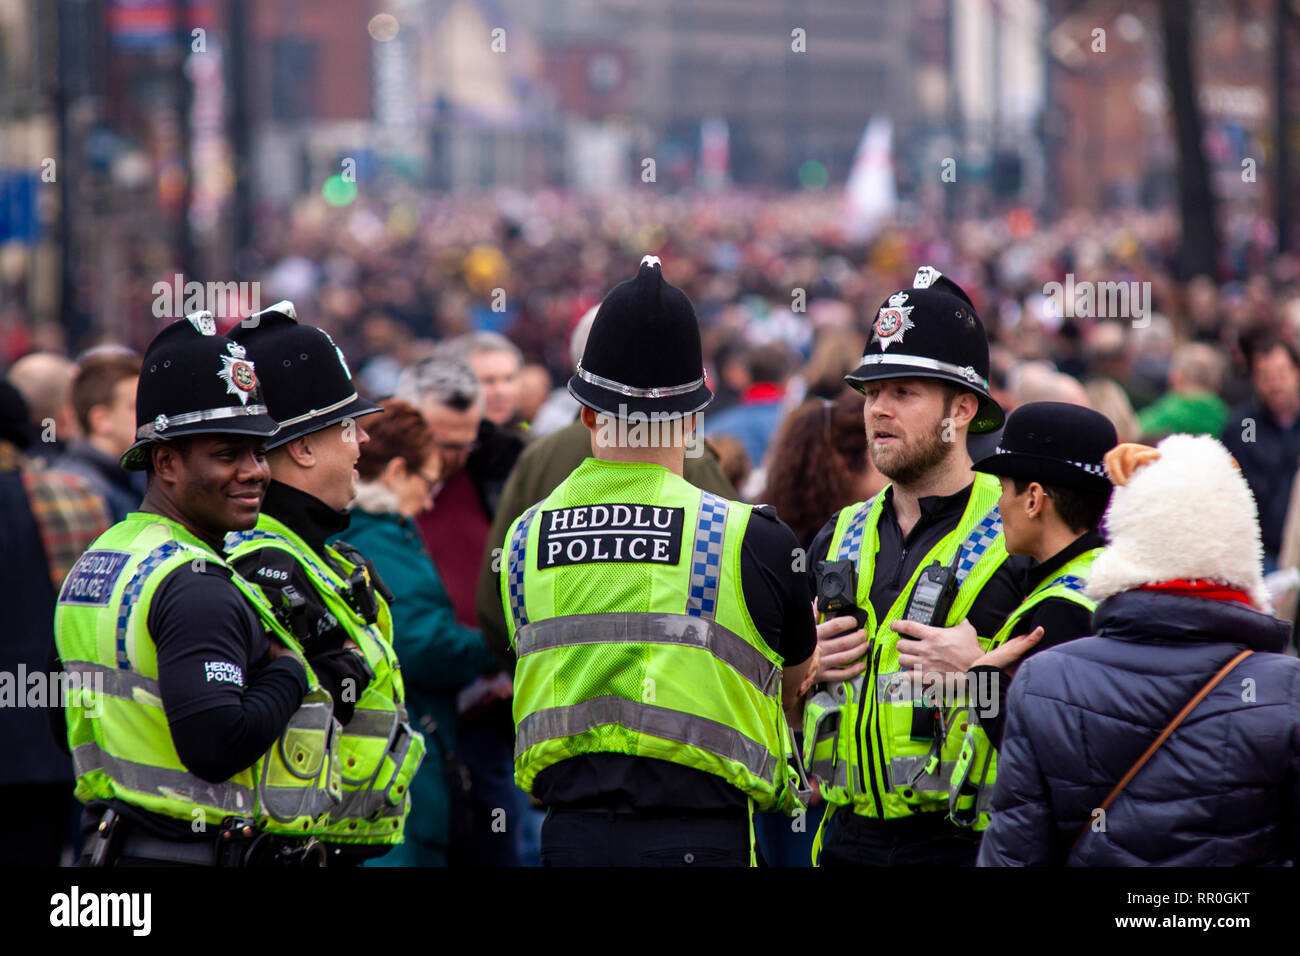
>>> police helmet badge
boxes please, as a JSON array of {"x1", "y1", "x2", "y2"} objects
[
  {"x1": 872, "y1": 291, "x2": 915, "y2": 351},
  {"x1": 218, "y1": 350, "x2": 258, "y2": 404}
]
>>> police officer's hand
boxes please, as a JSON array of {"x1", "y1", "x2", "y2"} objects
[
  {"x1": 891, "y1": 617, "x2": 982, "y2": 679},
  {"x1": 266, "y1": 639, "x2": 301, "y2": 663},
  {"x1": 971, "y1": 626, "x2": 1043, "y2": 674},
  {"x1": 814, "y1": 614, "x2": 869, "y2": 682}
]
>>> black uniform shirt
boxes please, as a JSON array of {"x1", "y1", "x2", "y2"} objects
[
  {"x1": 534, "y1": 503, "x2": 817, "y2": 813},
  {"x1": 229, "y1": 480, "x2": 373, "y2": 724},
  {"x1": 805, "y1": 482, "x2": 1031, "y2": 638},
  {"x1": 969, "y1": 529, "x2": 1104, "y2": 749}
]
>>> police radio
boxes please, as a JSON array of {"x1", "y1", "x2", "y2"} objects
[
  {"x1": 902, "y1": 561, "x2": 958, "y2": 627},
  {"x1": 900, "y1": 560, "x2": 959, "y2": 742}
]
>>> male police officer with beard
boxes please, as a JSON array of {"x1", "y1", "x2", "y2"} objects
[
  {"x1": 803, "y1": 267, "x2": 1029, "y2": 867},
  {"x1": 55, "y1": 313, "x2": 339, "y2": 866},
  {"x1": 224, "y1": 302, "x2": 424, "y2": 865},
  {"x1": 501, "y1": 256, "x2": 818, "y2": 866}
]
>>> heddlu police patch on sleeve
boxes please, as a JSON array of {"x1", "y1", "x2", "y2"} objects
[
  {"x1": 58, "y1": 550, "x2": 132, "y2": 606},
  {"x1": 537, "y1": 504, "x2": 684, "y2": 569}
]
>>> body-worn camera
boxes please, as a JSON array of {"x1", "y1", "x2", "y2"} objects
[{"x1": 815, "y1": 559, "x2": 870, "y2": 630}]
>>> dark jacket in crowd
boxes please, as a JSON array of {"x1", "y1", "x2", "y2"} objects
[
  {"x1": 978, "y1": 589, "x2": 1299, "y2": 866},
  {"x1": 54, "y1": 440, "x2": 145, "y2": 524},
  {"x1": 1220, "y1": 401, "x2": 1300, "y2": 559},
  {"x1": 337, "y1": 500, "x2": 496, "y2": 865}
]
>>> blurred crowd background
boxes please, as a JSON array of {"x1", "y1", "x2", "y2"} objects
[{"x1": 4, "y1": 0, "x2": 1300, "y2": 864}]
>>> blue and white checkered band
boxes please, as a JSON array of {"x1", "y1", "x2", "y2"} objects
[
  {"x1": 686, "y1": 492, "x2": 729, "y2": 620},
  {"x1": 1052, "y1": 574, "x2": 1087, "y2": 592},
  {"x1": 836, "y1": 495, "x2": 876, "y2": 564},
  {"x1": 955, "y1": 507, "x2": 1003, "y2": 585},
  {"x1": 507, "y1": 504, "x2": 541, "y2": 630},
  {"x1": 992, "y1": 447, "x2": 1108, "y2": 477},
  {"x1": 115, "y1": 541, "x2": 190, "y2": 669}
]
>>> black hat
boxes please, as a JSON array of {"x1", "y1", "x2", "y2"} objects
[
  {"x1": 845, "y1": 266, "x2": 1004, "y2": 434},
  {"x1": 568, "y1": 255, "x2": 712, "y2": 417},
  {"x1": 121, "y1": 312, "x2": 280, "y2": 470},
  {"x1": 972, "y1": 401, "x2": 1117, "y2": 494},
  {"x1": 228, "y1": 300, "x2": 380, "y2": 449},
  {"x1": 0, "y1": 381, "x2": 31, "y2": 449}
]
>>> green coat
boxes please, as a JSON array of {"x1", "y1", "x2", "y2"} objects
[
  {"x1": 1137, "y1": 390, "x2": 1228, "y2": 441},
  {"x1": 474, "y1": 418, "x2": 738, "y2": 665},
  {"x1": 333, "y1": 508, "x2": 496, "y2": 865}
]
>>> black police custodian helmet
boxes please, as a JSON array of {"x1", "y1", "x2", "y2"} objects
[
  {"x1": 568, "y1": 255, "x2": 712, "y2": 417},
  {"x1": 845, "y1": 266, "x2": 1004, "y2": 434},
  {"x1": 121, "y1": 312, "x2": 280, "y2": 470},
  {"x1": 228, "y1": 300, "x2": 380, "y2": 449},
  {"x1": 972, "y1": 401, "x2": 1117, "y2": 495}
]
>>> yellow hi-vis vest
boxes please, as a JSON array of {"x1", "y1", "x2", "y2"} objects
[
  {"x1": 502, "y1": 458, "x2": 809, "y2": 814},
  {"x1": 226, "y1": 514, "x2": 426, "y2": 846},
  {"x1": 802, "y1": 473, "x2": 1010, "y2": 820},
  {"x1": 947, "y1": 545, "x2": 1102, "y2": 830},
  {"x1": 54, "y1": 513, "x2": 341, "y2": 836}
]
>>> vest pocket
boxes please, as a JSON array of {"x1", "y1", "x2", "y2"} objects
[
  {"x1": 803, "y1": 685, "x2": 845, "y2": 789},
  {"x1": 383, "y1": 723, "x2": 426, "y2": 811}
]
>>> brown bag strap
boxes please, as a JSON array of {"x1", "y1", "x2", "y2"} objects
[{"x1": 1069, "y1": 648, "x2": 1254, "y2": 859}]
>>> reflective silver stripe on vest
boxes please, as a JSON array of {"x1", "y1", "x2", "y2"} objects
[
  {"x1": 514, "y1": 613, "x2": 780, "y2": 697},
  {"x1": 516, "y1": 694, "x2": 776, "y2": 784},
  {"x1": 889, "y1": 754, "x2": 958, "y2": 793},
  {"x1": 73, "y1": 742, "x2": 256, "y2": 814},
  {"x1": 876, "y1": 669, "x2": 969, "y2": 707},
  {"x1": 686, "y1": 492, "x2": 728, "y2": 620},
  {"x1": 344, "y1": 708, "x2": 399, "y2": 739},
  {"x1": 64, "y1": 660, "x2": 160, "y2": 701},
  {"x1": 507, "y1": 504, "x2": 541, "y2": 630}
]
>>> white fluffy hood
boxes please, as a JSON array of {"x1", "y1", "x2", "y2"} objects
[{"x1": 1087, "y1": 433, "x2": 1271, "y2": 611}]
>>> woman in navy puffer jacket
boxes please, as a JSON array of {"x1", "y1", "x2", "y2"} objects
[{"x1": 978, "y1": 436, "x2": 1300, "y2": 866}]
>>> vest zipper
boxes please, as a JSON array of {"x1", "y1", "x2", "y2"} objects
[{"x1": 854, "y1": 641, "x2": 885, "y2": 817}]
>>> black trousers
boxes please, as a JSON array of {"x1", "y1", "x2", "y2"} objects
[
  {"x1": 820, "y1": 809, "x2": 981, "y2": 867},
  {"x1": 541, "y1": 808, "x2": 750, "y2": 867}
]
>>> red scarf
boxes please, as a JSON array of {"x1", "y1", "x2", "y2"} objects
[{"x1": 1138, "y1": 579, "x2": 1254, "y2": 606}]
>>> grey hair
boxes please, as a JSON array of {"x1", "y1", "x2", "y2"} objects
[
  {"x1": 440, "y1": 331, "x2": 523, "y2": 366},
  {"x1": 395, "y1": 355, "x2": 482, "y2": 413}
]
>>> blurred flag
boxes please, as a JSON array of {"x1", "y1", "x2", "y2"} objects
[
  {"x1": 698, "y1": 118, "x2": 730, "y2": 191},
  {"x1": 843, "y1": 115, "x2": 896, "y2": 241}
]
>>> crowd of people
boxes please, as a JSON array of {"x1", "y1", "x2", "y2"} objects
[{"x1": 4, "y1": 190, "x2": 1300, "y2": 867}]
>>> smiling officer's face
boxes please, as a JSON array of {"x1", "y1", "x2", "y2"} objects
[{"x1": 155, "y1": 434, "x2": 270, "y2": 537}]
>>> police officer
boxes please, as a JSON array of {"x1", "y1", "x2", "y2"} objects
[
  {"x1": 945, "y1": 401, "x2": 1116, "y2": 829},
  {"x1": 224, "y1": 302, "x2": 425, "y2": 865},
  {"x1": 803, "y1": 266, "x2": 1029, "y2": 867},
  {"x1": 501, "y1": 256, "x2": 818, "y2": 866},
  {"x1": 54, "y1": 313, "x2": 339, "y2": 866}
]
